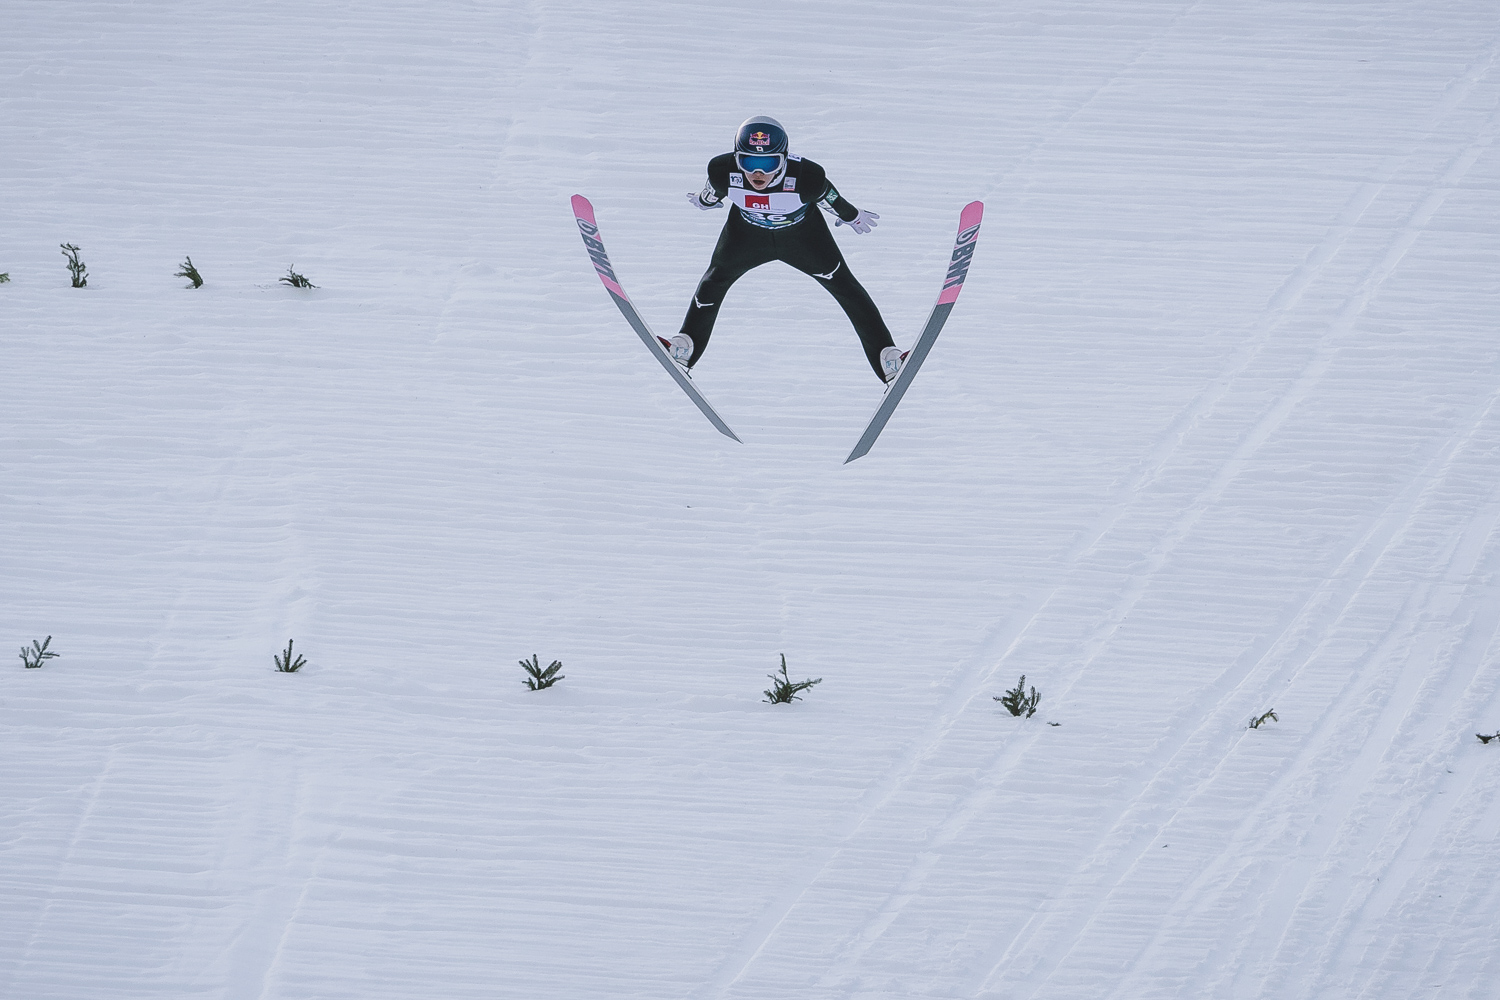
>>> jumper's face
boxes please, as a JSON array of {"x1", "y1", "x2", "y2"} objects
[{"x1": 736, "y1": 152, "x2": 784, "y2": 191}]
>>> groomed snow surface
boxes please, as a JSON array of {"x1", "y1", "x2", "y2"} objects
[{"x1": 4, "y1": 2, "x2": 1500, "y2": 998}]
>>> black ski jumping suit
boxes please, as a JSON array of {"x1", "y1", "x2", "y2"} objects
[{"x1": 682, "y1": 153, "x2": 895, "y2": 380}]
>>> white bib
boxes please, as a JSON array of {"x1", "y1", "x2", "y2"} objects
[{"x1": 725, "y1": 188, "x2": 805, "y2": 226}]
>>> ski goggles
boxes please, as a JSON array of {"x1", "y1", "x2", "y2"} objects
[{"x1": 736, "y1": 153, "x2": 784, "y2": 175}]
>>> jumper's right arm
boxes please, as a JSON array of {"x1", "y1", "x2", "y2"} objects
[
  {"x1": 687, "y1": 180, "x2": 723, "y2": 210},
  {"x1": 685, "y1": 154, "x2": 734, "y2": 210}
]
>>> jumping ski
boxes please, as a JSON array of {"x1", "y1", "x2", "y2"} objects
[
  {"x1": 571, "y1": 194, "x2": 741, "y2": 442},
  {"x1": 844, "y1": 200, "x2": 984, "y2": 463}
]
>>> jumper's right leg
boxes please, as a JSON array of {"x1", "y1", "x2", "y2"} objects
[
  {"x1": 677, "y1": 263, "x2": 743, "y2": 368},
  {"x1": 677, "y1": 215, "x2": 772, "y2": 368}
]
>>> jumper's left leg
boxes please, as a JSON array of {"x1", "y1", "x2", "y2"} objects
[
  {"x1": 782, "y1": 214, "x2": 895, "y2": 382},
  {"x1": 812, "y1": 263, "x2": 896, "y2": 381}
]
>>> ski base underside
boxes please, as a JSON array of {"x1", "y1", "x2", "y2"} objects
[
  {"x1": 844, "y1": 200, "x2": 984, "y2": 464},
  {"x1": 572, "y1": 194, "x2": 741, "y2": 443}
]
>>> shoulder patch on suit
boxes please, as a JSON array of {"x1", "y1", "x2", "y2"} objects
[
  {"x1": 782, "y1": 176, "x2": 797, "y2": 191},
  {"x1": 729, "y1": 173, "x2": 744, "y2": 187}
]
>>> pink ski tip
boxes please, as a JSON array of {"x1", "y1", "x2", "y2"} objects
[
  {"x1": 571, "y1": 194, "x2": 597, "y2": 225},
  {"x1": 935, "y1": 201, "x2": 984, "y2": 305}
]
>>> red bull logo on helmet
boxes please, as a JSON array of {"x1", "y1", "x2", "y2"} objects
[{"x1": 748, "y1": 131, "x2": 772, "y2": 148}]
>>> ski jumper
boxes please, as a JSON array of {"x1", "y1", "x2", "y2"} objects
[{"x1": 681, "y1": 153, "x2": 895, "y2": 380}]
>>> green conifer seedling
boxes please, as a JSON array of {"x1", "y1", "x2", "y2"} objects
[
  {"x1": 1249, "y1": 709, "x2": 1278, "y2": 729},
  {"x1": 764, "y1": 654, "x2": 821, "y2": 704},
  {"x1": 176, "y1": 256, "x2": 203, "y2": 288},
  {"x1": 279, "y1": 265, "x2": 316, "y2": 288},
  {"x1": 995, "y1": 674, "x2": 1040, "y2": 717},
  {"x1": 520, "y1": 654, "x2": 564, "y2": 690},
  {"x1": 61, "y1": 244, "x2": 87, "y2": 287},
  {"x1": 20, "y1": 636, "x2": 59, "y2": 669},
  {"x1": 274, "y1": 639, "x2": 306, "y2": 673}
]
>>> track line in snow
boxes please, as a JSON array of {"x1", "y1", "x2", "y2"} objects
[
  {"x1": 1119, "y1": 398, "x2": 1500, "y2": 996},
  {"x1": 2, "y1": 747, "x2": 120, "y2": 995},
  {"x1": 808, "y1": 725, "x2": 1050, "y2": 992},
  {"x1": 237, "y1": 774, "x2": 341, "y2": 1000},
  {"x1": 1124, "y1": 29, "x2": 1500, "y2": 505},
  {"x1": 1287, "y1": 473, "x2": 1500, "y2": 998},
  {"x1": 1232, "y1": 545, "x2": 1500, "y2": 998},
  {"x1": 1330, "y1": 756, "x2": 1493, "y2": 999},
  {"x1": 982, "y1": 0, "x2": 1205, "y2": 208},
  {"x1": 972, "y1": 378, "x2": 1500, "y2": 999}
]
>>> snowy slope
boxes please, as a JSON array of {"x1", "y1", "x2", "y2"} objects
[{"x1": 3, "y1": 1, "x2": 1500, "y2": 998}]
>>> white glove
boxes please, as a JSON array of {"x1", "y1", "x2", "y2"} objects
[
  {"x1": 836, "y1": 209, "x2": 879, "y2": 234},
  {"x1": 686, "y1": 189, "x2": 723, "y2": 211}
]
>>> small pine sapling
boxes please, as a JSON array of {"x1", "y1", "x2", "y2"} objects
[
  {"x1": 0, "y1": 273, "x2": 10, "y2": 283},
  {"x1": 176, "y1": 256, "x2": 203, "y2": 288},
  {"x1": 763, "y1": 654, "x2": 821, "y2": 704},
  {"x1": 520, "y1": 654, "x2": 564, "y2": 690},
  {"x1": 20, "y1": 636, "x2": 59, "y2": 669},
  {"x1": 279, "y1": 265, "x2": 316, "y2": 289},
  {"x1": 1249, "y1": 709, "x2": 1278, "y2": 729},
  {"x1": 995, "y1": 674, "x2": 1040, "y2": 717},
  {"x1": 61, "y1": 244, "x2": 87, "y2": 287},
  {"x1": 274, "y1": 639, "x2": 306, "y2": 673},
  {"x1": 1477, "y1": 731, "x2": 1499, "y2": 744}
]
